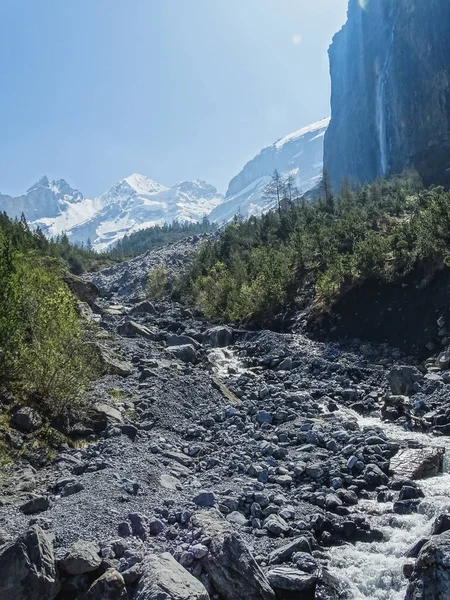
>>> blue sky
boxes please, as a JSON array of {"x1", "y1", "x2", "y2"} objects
[{"x1": 0, "y1": 0, "x2": 348, "y2": 197}]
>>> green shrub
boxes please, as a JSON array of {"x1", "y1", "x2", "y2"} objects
[{"x1": 146, "y1": 266, "x2": 168, "y2": 299}]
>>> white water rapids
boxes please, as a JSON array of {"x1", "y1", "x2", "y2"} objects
[
  {"x1": 207, "y1": 346, "x2": 450, "y2": 599},
  {"x1": 328, "y1": 411, "x2": 450, "y2": 600}
]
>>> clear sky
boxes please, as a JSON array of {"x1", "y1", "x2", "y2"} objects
[{"x1": 0, "y1": 0, "x2": 348, "y2": 197}]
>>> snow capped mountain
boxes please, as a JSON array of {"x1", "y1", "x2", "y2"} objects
[
  {"x1": 209, "y1": 117, "x2": 329, "y2": 224},
  {"x1": 0, "y1": 118, "x2": 329, "y2": 250},
  {"x1": 0, "y1": 173, "x2": 223, "y2": 251},
  {"x1": 68, "y1": 176, "x2": 222, "y2": 251}
]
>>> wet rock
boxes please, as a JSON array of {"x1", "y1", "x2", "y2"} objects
[
  {"x1": 0, "y1": 525, "x2": 60, "y2": 600},
  {"x1": 134, "y1": 552, "x2": 210, "y2": 600},
  {"x1": 168, "y1": 344, "x2": 198, "y2": 364},
  {"x1": 203, "y1": 326, "x2": 233, "y2": 348},
  {"x1": 390, "y1": 448, "x2": 444, "y2": 480},
  {"x1": 388, "y1": 366, "x2": 423, "y2": 395},
  {"x1": 192, "y1": 510, "x2": 275, "y2": 600},
  {"x1": 84, "y1": 569, "x2": 128, "y2": 600},
  {"x1": 363, "y1": 464, "x2": 389, "y2": 488},
  {"x1": 13, "y1": 407, "x2": 42, "y2": 432},
  {"x1": 59, "y1": 540, "x2": 101, "y2": 575},
  {"x1": 405, "y1": 531, "x2": 450, "y2": 599},
  {"x1": 431, "y1": 513, "x2": 450, "y2": 535},
  {"x1": 266, "y1": 567, "x2": 317, "y2": 593}
]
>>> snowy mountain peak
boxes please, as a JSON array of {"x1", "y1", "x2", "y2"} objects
[
  {"x1": 123, "y1": 173, "x2": 168, "y2": 195},
  {"x1": 274, "y1": 117, "x2": 330, "y2": 150}
]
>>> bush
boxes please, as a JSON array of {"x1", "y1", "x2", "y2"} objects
[
  {"x1": 0, "y1": 241, "x2": 97, "y2": 416},
  {"x1": 146, "y1": 266, "x2": 168, "y2": 299}
]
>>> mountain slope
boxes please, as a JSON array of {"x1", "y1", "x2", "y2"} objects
[{"x1": 210, "y1": 117, "x2": 329, "y2": 224}]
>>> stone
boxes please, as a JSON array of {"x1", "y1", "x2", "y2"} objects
[
  {"x1": 167, "y1": 334, "x2": 201, "y2": 349},
  {"x1": 192, "y1": 510, "x2": 275, "y2": 600},
  {"x1": 59, "y1": 540, "x2": 101, "y2": 575},
  {"x1": 168, "y1": 344, "x2": 198, "y2": 364},
  {"x1": 226, "y1": 511, "x2": 248, "y2": 526},
  {"x1": 134, "y1": 552, "x2": 210, "y2": 600},
  {"x1": 390, "y1": 448, "x2": 444, "y2": 480},
  {"x1": 266, "y1": 567, "x2": 317, "y2": 593},
  {"x1": 20, "y1": 495, "x2": 51, "y2": 515},
  {"x1": 95, "y1": 345, "x2": 133, "y2": 377},
  {"x1": 388, "y1": 366, "x2": 424, "y2": 395},
  {"x1": 203, "y1": 326, "x2": 233, "y2": 348},
  {"x1": 149, "y1": 518, "x2": 164, "y2": 536},
  {"x1": 129, "y1": 513, "x2": 147, "y2": 540},
  {"x1": 85, "y1": 403, "x2": 123, "y2": 433},
  {"x1": 0, "y1": 526, "x2": 60, "y2": 600},
  {"x1": 432, "y1": 514, "x2": 450, "y2": 536},
  {"x1": 64, "y1": 273, "x2": 99, "y2": 306},
  {"x1": 193, "y1": 491, "x2": 216, "y2": 507},
  {"x1": 130, "y1": 301, "x2": 157, "y2": 315},
  {"x1": 84, "y1": 569, "x2": 128, "y2": 600},
  {"x1": 118, "y1": 320, "x2": 160, "y2": 341},
  {"x1": 14, "y1": 407, "x2": 42, "y2": 432},
  {"x1": 268, "y1": 537, "x2": 311, "y2": 565},
  {"x1": 263, "y1": 515, "x2": 290, "y2": 537},
  {"x1": 256, "y1": 410, "x2": 273, "y2": 425},
  {"x1": 405, "y1": 531, "x2": 450, "y2": 600},
  {"x1": 363, "y1": 464, "x2": 389, "y2": 488}
]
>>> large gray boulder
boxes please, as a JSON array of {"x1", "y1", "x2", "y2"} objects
[
  {"x1": 59, "y1": 540, "x2": 101, "y2": 575},
  {"x1": 192, "y1": 510, "x2": 275, "y2": 600},
  {"x1": 0, "y1": 525, "x2": 60, "y2": 600},
  {"x1": 167, "y1": 344, "x2": 198, "y2": 364},
  {"x1": 390, "y1": 448, "x2": 444, "y2": 480},
  {"x1": 203, "y1": 327, "x2": 233, "y2": 348},
  {"x1": 406, "y1": 531, "x2": 450, "y2": 599},
  {"x1": 94, "y1": 344, "x2": 133, "y2": 377},
  {"x1": 266, "y1": 567, "x2": 317, "y2": 593},
  {"x1": 388, "y1": 366, "x2": 423, "y2": 395},
  {"x1": 134, "y1": 552, "x2": 209, "y2": 600},
  {"x1": 118, "y1": 320, "x2": 160, "y2": 341}
]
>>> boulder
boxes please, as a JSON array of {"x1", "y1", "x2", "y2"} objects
[
  {"x1": 0, "y1": 525, "x2": 60, "y2": 600},
  {"x1": 14, "y1": 407, "x2": 42, "y2": 432},
  {"x1": 436, "y1": 349, "x2": 450, "y2": 371},
  {"x1": 192, "y1": 510, "x2": 275, "y2": 600},
  {"x1": 20, "y1": 494, "x2": 51, "y2": 515},
  {"x1": 263, "y1": 515, "x2": 290, "y2": 537},
  {"x1": 266, "y1": 567, "x2": 317, "y2": 593},
  {"x1": 390, "y1": 448, "x2": 444, "y2": 480},
  {"x1": 118, "y1": 321, "x2": 160, "y2": 341},
  {"x1": 134, "y1": 552, "x2": 209, "y2": 600},
  {"x1": 84, "y1": 569, "x2": 128, "y2": 600},
  {"x1": 94, "y1": 345, "x2": 133, "y2": 377},
  {"x1": 167, "y1": 334, "x2": 201, "y2": 350},
  {"x1": 388, "y1": 366, "x2": 423, "y2": 395},
  {"x1": 84, "y1": 403, "x2": 123, "y2": 433},
  {"x1": 268, "y1": 537, "x2": 311, "y2": 565},
  {"x1": 59, "y1": 540, "x2": 101, "y2": 575},
  {"x1": 130, "y1": 301, "x2": 157, "y2": 315},
  {"x1": 203, "y1": 327, "x2": 233, "y2": 348},
  {"x1": 64, "y1": 274, "x2": 99, "y2": 306},
  {"x1": 193, "y1": 491, "x2": 216, "y2": 507},
  {"x1": 405, "y1": 531, "x2": 450, "y2": 599},
  {"x1": 168, "y1": 344, "x2": 198, "y2": 364},
  {"x1": 432, "y1": 514, "x2": 450, "y2": 536}
]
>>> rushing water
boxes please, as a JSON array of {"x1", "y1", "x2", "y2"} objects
[{"x1": 328, "y1": 411, "x2": 450, "y2": 600}]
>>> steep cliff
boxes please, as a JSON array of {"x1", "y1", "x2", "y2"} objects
[{"x1": 324, "y1": 0, "x2": 450, "y2": 191}]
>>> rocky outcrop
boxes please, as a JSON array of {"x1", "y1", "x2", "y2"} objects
[
  {"x1": 192, "y1": 510, "x2": 275, "y2": 600},
  {"x1": 324, "y1": 0, "x2": 450, "y2": 191},
  {"x1": 0, "y1": 526, "x2": 60, "y2": 600},
  {"x1": 405, "y1": 531, "x2": 450, "y2": 599},
  {"x1": 390, "y1": 448, "x2": 444, "y2": 480}
]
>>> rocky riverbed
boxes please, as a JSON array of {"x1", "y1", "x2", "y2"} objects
[{"x1": 2, "y1": 241, "x2": 450, "y2": 600}]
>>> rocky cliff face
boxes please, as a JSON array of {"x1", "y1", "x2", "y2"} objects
[{"x1": 324, "y1": 0, "x2": 450, "y2": 191}]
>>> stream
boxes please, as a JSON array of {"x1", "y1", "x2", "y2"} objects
[
  {"x1": 209, "y1": 345, "x2": 450, "y2": 600},
  {"x1": 328, "y1": 411, "x2": 450, "y2": 600}
]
